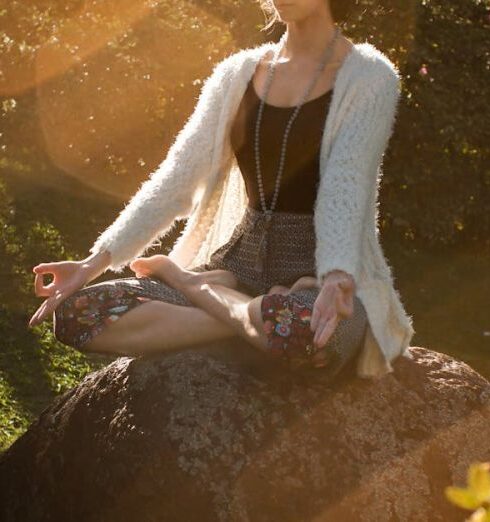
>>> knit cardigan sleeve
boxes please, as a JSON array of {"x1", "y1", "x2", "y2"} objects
[
  {"x1": 88, "y1": 57, "x2": 231, "y2": 273},
  {"x1": 315, "y1": 69, "x2": 401, "y2": 288}
]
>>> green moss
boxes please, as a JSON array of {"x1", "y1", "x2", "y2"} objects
[
  {"x1": 0, "y1": 377, "x2": 31, "y2": 449},
  {"x1": 0, "y1": 309, "x2": 109, "y2": 453}
]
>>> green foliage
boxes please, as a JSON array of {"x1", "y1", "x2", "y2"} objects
[
  {"x1": 445, "y1": 462, "x2": 490, "y2": 521},
  {"x1": 1, "y1": 0, "x2": 488, "y2": 247},
  {"x1": 383, "y1": 0, "x2": 489, "y2": 246},
  {"x1": 0, "y1": 177, "x2": 108, "y2": 453},
  {"x1": 0, "y1": 301, "x2": 107, "y2": 452},
  {"x1": 0, "y1": 371, "x2": 31, "y2": 449},
  {"x1": 310, "y1": 0, "x2": 490, "y2": 247}
]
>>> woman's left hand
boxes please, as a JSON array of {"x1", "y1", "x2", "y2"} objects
[{"x1": 310, "y1": 271, "x2": 355, "y2": 355}]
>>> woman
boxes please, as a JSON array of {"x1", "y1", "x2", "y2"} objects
[{"x1": 28, "y1": 0, "x2": 415, "y2": 380}]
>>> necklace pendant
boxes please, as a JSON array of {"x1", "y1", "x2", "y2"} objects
[
  {"x1": 254, "y1": 212, "x2": 273, "y2": 273},
  {"x1": 263, "y1": 211, "x2": 273, "y2": 232}
]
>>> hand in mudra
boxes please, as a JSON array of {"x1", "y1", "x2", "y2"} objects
[
  {"x1": 310, "y1": 271, "x2": 355, "y2": 351},
  {"x1": 28, "y1": 261, "x2": 92, "y2": 327}
]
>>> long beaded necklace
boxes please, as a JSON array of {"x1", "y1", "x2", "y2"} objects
[{"x1": 253, "y1": 26, "x2": 341, "y2": 272}]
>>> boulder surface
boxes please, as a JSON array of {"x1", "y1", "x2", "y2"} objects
[{"x1": 0, "y1": 342, "x2": 489, "y2": 522}]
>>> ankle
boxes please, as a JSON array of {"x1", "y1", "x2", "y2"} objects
[{"x1": 173, "y1": 269, "x2": 202, "y2": 292}]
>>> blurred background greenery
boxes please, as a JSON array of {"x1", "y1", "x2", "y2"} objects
[{"x1": 0, "y1": 0, "x2": 488, "y2": 452}]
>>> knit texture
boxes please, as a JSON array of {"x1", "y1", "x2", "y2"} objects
[{"x1": 89, "y1": 40, "x2": 416, "y2": 379}]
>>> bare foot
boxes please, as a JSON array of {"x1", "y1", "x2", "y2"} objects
[
  {"x1": 266, "y1": 284, "x2": 290, "y2": 295},
  {"x1": 129, "y1": 255, "x2": 238, "y2": 291},
  {"x1": 289, "y1": 276, "x2": 319, "y2": 293},
  {"x1": 266, "y1": 276, "x2": 319, "y2": 295}
]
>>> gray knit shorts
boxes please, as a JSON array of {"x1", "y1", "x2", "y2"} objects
[{"x1": 53, "y1": 206, "x2": 368, "y2": 379}]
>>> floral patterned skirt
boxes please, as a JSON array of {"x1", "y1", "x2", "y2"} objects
[{"x1": 54, "y1": 206, "x2": 368, "y2": 377}]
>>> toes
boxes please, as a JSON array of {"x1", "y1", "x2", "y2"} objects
[
  {"x1": 130, "y1": 260, "x2": 151, "y2": 276},
  {"x1": 130, "y1": 260, "x2": 143, "y2": 269},
  {"x1": 130, "y1": 259, "x2": 145, "y2": 268}
]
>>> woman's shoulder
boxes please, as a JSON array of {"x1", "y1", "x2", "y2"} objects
[
  {"x1": 198, "y1": 42, "x2": 273, "y2": 104},
  {"x1": 208, "y1": 39, "x2": 402, "y2": 95},
  {"x1": 211, "y1": 41, "x2": 274, "y2": 75},
  {"x1": 212, "y1": 39, "x2": 399, "y2": 74},
  {"x1": 351, "y1": 41, "x2": 402, "y2": 86}
]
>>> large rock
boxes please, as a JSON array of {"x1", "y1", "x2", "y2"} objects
[{"x1": 0, "y1": 342, "x2": 489, "y2": 522}]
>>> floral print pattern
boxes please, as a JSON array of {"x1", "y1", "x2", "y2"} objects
[
  {"x1": 260, "y1": 292, "x2": 329, "y2": 370},
  {"x1": 54, "y1": 283, "x2": 151, "y2": 350}
]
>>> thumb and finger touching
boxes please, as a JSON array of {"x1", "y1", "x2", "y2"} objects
[
  {"x1": 34, "y1": 272, "x2": 57, "y2": 297},
  {"x1": 30, "y1": 263, "x2": 80, "y2": 327}
]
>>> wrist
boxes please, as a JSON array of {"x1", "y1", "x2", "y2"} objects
[
  {"x1": 80, "y1": 249, "x2": 112, "y2": 282},
  {"x1": 320, "y1": 270, "x2": 355, "y2": 289}
]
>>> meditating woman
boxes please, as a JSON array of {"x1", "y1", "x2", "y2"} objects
[{"x1": 28, "y1": 0, "x2": 415, "y2": 380}]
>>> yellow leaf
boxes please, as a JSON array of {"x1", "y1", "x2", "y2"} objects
[
  {"x1": 445, "y1": 486, "x2": 481, "y2": 510},
  {"x1": 468, "y1": 463, "x2": 490, "y2": 503}
]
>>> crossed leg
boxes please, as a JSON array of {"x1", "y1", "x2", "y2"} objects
[
  {"x1": 83, "y1": 255, "x2": 317, "y2": 358},
  {"x1": 81, "y1": 298, "x2": 238, "y2": 356},
  {"x1": 127, "y1": 254, "x2": 320, "y2": 357},
  {"x1": 126, "y1": 255, "x2": 277, "y2": 353}
]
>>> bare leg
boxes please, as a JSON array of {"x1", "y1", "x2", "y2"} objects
[
  {"x1": 83, "y1": 256, "x2": 247, "y2": 355},
  {"x1": 288, "y1": 276, "x2": 319, "y2": 293},
  {"x1": 181, "y1": 282, "x2": 269, "y2": 352},
  {"x1": 264, "y1": 276, "x2": 318, "y2": 296},
  {"x1": 83, "y1": 300, "x2": 240, "y2": 356},
  {"x1": 84, "y1": 257, "x2": 316, "y2": 356},
  {"x1": 170, "y1": 271, "x2": 330, "y2": 364},
  {"x1": 174, "y1": 278, "x2": 321, "y2": 355},
  {"x1": 131, "y1": 256, "x2": 322, "y2": 353},
  {"x1": 131, "y1": 255, "x2": 271, "y2": 351},
  {"x1": 130, "y1": 255, "x2": 318, "y2": 296}
]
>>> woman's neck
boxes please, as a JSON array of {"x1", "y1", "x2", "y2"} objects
[{"x1": 279, "y1": 14, "x2": 338, "y2": 63}]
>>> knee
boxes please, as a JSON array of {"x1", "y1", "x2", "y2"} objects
[
  {"x1": 245, "y1": 293, "x2": 298, "y2": 351},
  {"x1": 53, "y1": 286, "x2": 110, "y2": 350},
  {"x1": 257, "y1": 292, "x2": 317, "y2": 363},
  {"x1": 52, "y1": 292, "x2": 80, "y2": 347}
]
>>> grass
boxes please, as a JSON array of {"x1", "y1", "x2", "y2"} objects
[{"x1": 0, "y1": 312, "x2": 111, "y2": 452}]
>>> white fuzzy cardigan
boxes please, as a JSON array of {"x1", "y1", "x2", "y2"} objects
[{"x1": 90, "y1": 40, "x2": 416, "y2": 379}]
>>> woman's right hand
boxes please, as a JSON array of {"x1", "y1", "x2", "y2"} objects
[
  {"x1": 28, "y1": 250, "x2": 111, "y2": 328},
  {"x1": 28, "y1": 261, "x2": 92, "y2": 328}
]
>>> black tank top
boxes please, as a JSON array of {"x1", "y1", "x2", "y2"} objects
[{"x1": 230, "y1": 76, "x2": 333, "y2": 214}]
